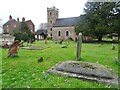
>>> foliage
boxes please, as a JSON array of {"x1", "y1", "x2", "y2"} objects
[
  {"x1": 19, "y1": 22, "x2": 31, "y2": 37},
  {"x1": 1, "y1": 40, "x2": 119, "y2": 88},
  {"x1": 14, "y1": 32, "x2": 21, "y2": 42},
  {"x1": 21, "y1": 32, "x2": 29, "y2": 42},
  {"x1": 30, "y1": 33, "x2": 35, "y2": 43},
  {"x1": 75, "y1": 2, "x2": 118, "y2": 41},
  {"x1": 47, "y1": 36, "x2": 52, "y2": 40},
  {"x1": 112, "y1": 2, "x2": 120, "y2": 38},
  {"x1": 13, "y1": 21, "x2": 33, "y2": 42}
]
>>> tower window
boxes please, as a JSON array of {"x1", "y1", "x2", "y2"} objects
[
  {"x1": 50, "y1": 28, "x2": 52, "y2": 31},
  {"x1": 66, "y1": 31, "x2": 69, "y2": 36},
  {"x1": 50, "y1": 20, "x2": 52, "y2": 24},
  {"x1": 58, "y1": 31, "x2": 61, "y2": 36},
  {"x1": 50, "y1": 12, "x2": 52, "y2": 15},
  {"x1": 51, "y1": 33, "x2": 52, "y2": 36}
]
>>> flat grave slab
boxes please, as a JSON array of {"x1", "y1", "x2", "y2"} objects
[
  {"x1": 47, "y1": 60, "x2": 118, "y2": 85},
  {"x1": 21, "y1": 46, "x2": 44, "y2": 50}
]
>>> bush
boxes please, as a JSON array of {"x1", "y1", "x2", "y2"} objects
[
  {"x1": 21, "y1": 32, "x2": 29, "y2": 42},
  {"x1": 47, "y1": 36, "x2": 52, "y2": 40}
]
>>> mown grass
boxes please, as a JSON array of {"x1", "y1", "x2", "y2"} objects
[{"x1": 1, "y1": 40, "x2": 119, "y2": 88}]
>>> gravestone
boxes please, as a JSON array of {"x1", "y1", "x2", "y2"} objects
[
  {"x1": 76, "y1": 33, "x2": 82, "y2": 61},
  {"x1": 112, "y1": 43, "x2": 115, "y2": 50},
  {"x1": 47, "y1": 60, "x2": 118, "y2": 85},
  {"x1": 47, "y1": 32, "x2": 118, "y2": 86},
  {"x1": 8, "y1": 41, "x2": 20, "y2": 57}
]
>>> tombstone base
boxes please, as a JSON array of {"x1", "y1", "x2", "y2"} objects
[{"x1": 47, "y1": 60, "x2": 118, "y2": 86}]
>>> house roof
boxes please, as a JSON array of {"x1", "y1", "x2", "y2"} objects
[
  {"x1": 26, "y1": 20, "x2": 34, "y2": 26},
  {"x1": 3, "y1": 19, "x2": 18, "y2": 26},
  {"x1": 35, "y1": 29, "x2": 47, "y2": 35},
  {"x1": 53, "y1": 17, "x2": 80, "y2": 27}
]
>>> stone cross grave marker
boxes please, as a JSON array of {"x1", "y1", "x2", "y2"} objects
[{"x1": 76, "y1": 33, "x2": 82, "y2": 61}]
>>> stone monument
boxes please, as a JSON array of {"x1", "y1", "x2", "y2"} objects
[
  {"x1": 47, "y1": 33, "x2": 118, "y2": 86},
  {"x1": 76, "y1": 33, "x2": 82, "y2": 61},
  {"x1": 8, "y1": 41, "x2": 20, "y2": 57}
]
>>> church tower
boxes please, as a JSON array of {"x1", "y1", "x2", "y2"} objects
[{"x1": 47, "y1": 6, "x2": 59, "y2": 37}]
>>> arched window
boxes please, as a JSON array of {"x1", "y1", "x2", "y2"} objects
[
  {"x1": 50, "y1": 28, "x2": 52, "y2": 31},
  {"x1": 50, "y1": 12, "x2": 52, "y2": 15},
  {"x1": 66, "y1": 31, "x2": 69, "y2": 36},
  {"x1": 58, "y1": 31, "x2": 61, "y2": 36},
  {"x1": 50, "y1": 20, "x2": 52, "y2": 24}
]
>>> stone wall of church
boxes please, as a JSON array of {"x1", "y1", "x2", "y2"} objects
[{"x1": 52, "y1": 26, "x2": 76, "y2": 40}]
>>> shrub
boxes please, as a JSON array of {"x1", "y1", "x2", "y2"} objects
[{"x1": 47, "y1": 36, "x2": 52, "y2": 40}]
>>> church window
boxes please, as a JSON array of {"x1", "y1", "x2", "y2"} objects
[
  {"x1": 58, "y1": 31, "x2": 61, "y2": 36},
  {"x1": 50, "y1": 28, "x2": 52, "y2": 31},
  {"x1": 66, "y1": 31, "x2": 69, "y2": 36},
  {"x1": 50, "y1": 20, "x2": 52, "y2": 24}
]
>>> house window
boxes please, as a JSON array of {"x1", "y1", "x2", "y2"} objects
[
  {"x1": 6, "y1": 25, "x2": 9, "y2": 33},
  {"x1": 66, "y1": 31, "x2": 69, "y2": 36},
  {"x1": 58, "y1": 31, "x2": 61, "y2": 36},
  {"x1": 7, "y1": 29, "x2": 9, "y2": 33},
  {"x1": 13, "y1": 24, "x2": 16, "y2": 28}
]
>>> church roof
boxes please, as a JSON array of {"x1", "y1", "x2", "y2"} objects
[{"x1": 53, "y1": 17, "x2": 80, "y2": 27}]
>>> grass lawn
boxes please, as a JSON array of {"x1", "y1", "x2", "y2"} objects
[{"x1": 1, "y1": 40, "x2": 119, "y2": 88}]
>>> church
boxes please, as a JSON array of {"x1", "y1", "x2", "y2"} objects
[{"x1": 47, "y1": 6, "x2": 80, "y2": 41}]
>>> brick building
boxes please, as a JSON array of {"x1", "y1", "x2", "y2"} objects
[{"x1": 3, "y1": 15, "x2": 35, "y2": 35}]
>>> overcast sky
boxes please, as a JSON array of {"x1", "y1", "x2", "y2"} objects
[{"x1": 0, "y1": 0, "x2": 87, "y2": 33}]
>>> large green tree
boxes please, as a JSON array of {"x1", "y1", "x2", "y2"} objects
[
  {"x1": 75, "y1": 2, "x2": 116, "y2": 41},
  {"x1": 112, "y1": 2, "x2": 120, "y2": 38},
  {"x1": 19, "y1": 22, "x2": 31, "y2": 37},
  {"x1": 13, "y1": 21, "x2": 35, "y2": 43}
]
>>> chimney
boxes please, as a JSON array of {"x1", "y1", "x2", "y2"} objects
[
  {"x1": 22, "y1": 17, "x2": 25, "y2": 22},
  {"x1": 9, "y1": 15, "x2": 12, "y2": 20},
  {"x1": 17, "y1": 17, "x2": 19, "y2": 22}
]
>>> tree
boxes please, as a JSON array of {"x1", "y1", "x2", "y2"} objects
[
  {"x1": 112, "y1": 2, "x2": 120, "y2": 38},
  {"x1": 14, "y1": 32, "x2": 21, "y2": 42},
  {"x1": 0, "y1": 19, "x2": 3, "y2": 33},
  {"x1": 30, "y1": 33, "x2": 35, "y2": 43},
  {"x1": 75, "y1": 2, "x2": 116, "y2": 41},
  {"x1": 19, "y1": 22, "x2": 31, "y2": 37},
  {"x1": 39, "y1": 23, "x2": 47, "y2": 29},
  {"x1": 21, "y1": 32, "x2": 29, "y2": 42},
  {"x1": 13, "y1": 21, "x2": 32, "y2": 42},
  {"x1": 75, "y1": 15, "x2": 93, "y2": 37}
]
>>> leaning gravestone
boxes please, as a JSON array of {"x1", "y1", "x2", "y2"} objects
[{"x1": 8, "y1": 41, "x2": 20, "y2": 57}]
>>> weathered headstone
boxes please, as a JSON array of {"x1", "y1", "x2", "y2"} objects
[
  {"x1": 112, "y1": 43, "x2": 115, "y2": 50},
  {"x1": 47, "y1": 60, "x2": 118, "y2": 85},
  {"x1": 76, "y1": 33, "x2": 82, "y2": 61},
  {"x1": 8, "y1": 41, "x2": 20, "y2": 57}
]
